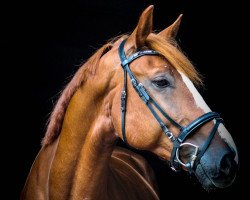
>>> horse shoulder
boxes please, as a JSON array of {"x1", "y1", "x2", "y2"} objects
[
  {"x1": 108, "y1": 147, "x2": 160, "y2": 200},
  {"x1": 21, "y1": 139, "x2": 59, "y2": 200}
]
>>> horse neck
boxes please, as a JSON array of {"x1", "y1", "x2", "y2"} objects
[{"x1": 49, "y1": 77, "x2": 118, "y2": 198}]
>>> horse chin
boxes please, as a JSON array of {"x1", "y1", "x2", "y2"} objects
[
  {"x1": 194, "y1": 163, "x2": 236, "y2": 191},
  {"x1": 194, "y1": 164, "x2": 217, "y2": 191}
]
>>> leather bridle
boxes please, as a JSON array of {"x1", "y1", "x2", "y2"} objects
[{"x1": 118, "y1": 39, "x2": 223, "y2": 172}]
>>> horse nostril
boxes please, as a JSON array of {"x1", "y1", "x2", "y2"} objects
[{"x1": 219, "y1": 154, "x2": 237, "y2": 177}]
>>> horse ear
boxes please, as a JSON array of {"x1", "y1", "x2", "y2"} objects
[
  {"x1": 127, "y1": 5, "x2": 154, "y2": 49},
  {"x1": 158, "y1": 14, "x2": 183, "y2": 39}
]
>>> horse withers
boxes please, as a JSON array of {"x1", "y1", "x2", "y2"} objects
[{"x1": 22, "y1": 5, "x2": 238, "y2": 200}]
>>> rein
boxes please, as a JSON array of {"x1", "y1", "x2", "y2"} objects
[{"x1": 118, "y1": 39, "x2": 223, "y2": 172}]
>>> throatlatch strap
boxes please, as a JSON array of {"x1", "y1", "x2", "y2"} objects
[{"x1": 121, "y1": 72, "x2": 127, "y2": 143}]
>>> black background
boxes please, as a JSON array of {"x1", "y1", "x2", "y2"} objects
[{"x1": 1, "y1": 0, "x2": 247, "y2": 199}]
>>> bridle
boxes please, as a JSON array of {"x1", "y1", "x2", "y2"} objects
[{"x1": 118, "y1": 39, "x2": 223, "y2": 172}]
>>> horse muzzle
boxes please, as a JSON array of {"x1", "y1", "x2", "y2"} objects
[{"x1": 194, "y1": 140, "x2": 238, "y2": 190}]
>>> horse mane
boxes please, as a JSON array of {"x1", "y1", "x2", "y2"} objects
[{"x1": 42, "y1": 34, "x2": 202, "y2": 147}]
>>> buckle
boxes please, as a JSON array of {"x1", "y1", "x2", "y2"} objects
[
  {"x1": 170, "y1": 166, "x2": 177, "y2": 172},
  {"x1": 121, "y1": 91, "x2": 126, "y2": 112}
]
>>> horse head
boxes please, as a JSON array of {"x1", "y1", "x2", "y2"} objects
[{"x1": 99, "y1": 5, "x2": 238, "y2": 190}]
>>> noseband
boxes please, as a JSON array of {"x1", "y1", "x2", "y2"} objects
[{"x1": 118, "y1": 39, "x2": 223, "y2": 172}]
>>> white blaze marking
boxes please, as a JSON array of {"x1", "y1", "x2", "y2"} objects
[
  {"x1": 179, "y1": 71, "x2": 238, "y2": 159},
  {"x1": 218, "y1": 124, "x2": 238, "y2": 161},
  {"x1": 179, "y1": 71, "x2": 211, "y2": 113}
]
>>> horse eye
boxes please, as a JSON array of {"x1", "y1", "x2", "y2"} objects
[{"x1": 152, "y1": 79, "x2": 170, "y2": 88}]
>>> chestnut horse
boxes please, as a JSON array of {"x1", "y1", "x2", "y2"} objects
[{"x1": 22, "y1": 6, "x2": 238, "y2": 200}]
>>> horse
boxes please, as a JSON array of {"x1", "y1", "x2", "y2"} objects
[{"x1": 21, "y1": 5, "x2": 239, "y2": 200}]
